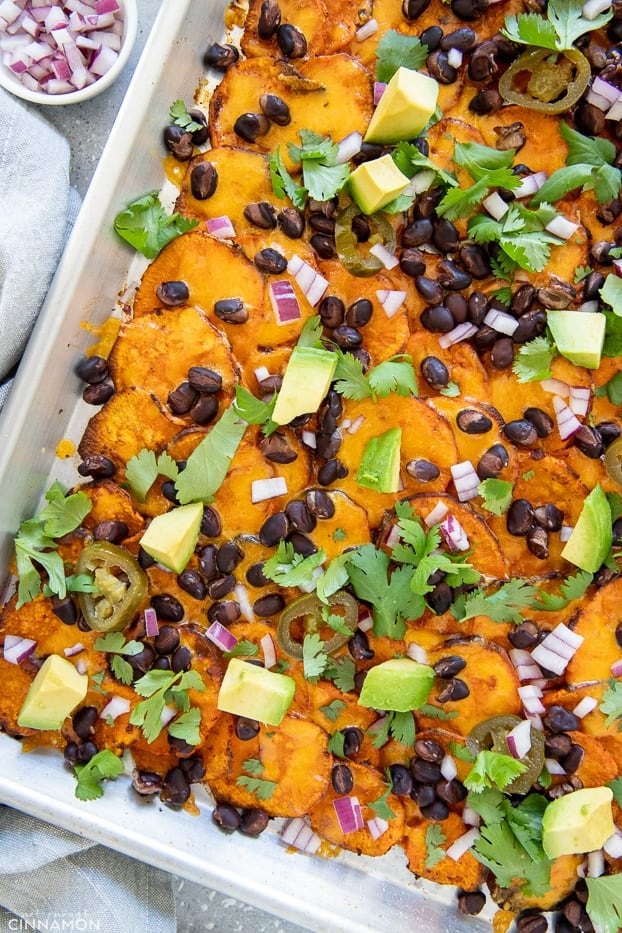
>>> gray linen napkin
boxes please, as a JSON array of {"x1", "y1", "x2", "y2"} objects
[{"x1": 0, "y1": 90, "x2": 176, "y2": 932}]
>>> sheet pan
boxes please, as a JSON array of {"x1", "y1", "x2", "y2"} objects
[{"x1": 0, "y1": 2, "x2": 489, "y2": 929}]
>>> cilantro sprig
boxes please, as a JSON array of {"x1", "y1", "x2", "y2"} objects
[
  {"x1": 169, "y1": 99, "x2": 204, "y2": 134},
  {"x1": 375, "y1": 30, "x2": 428, "y2": 82},
  {"x1": 262, "y1": 540, "x2": 326, "y2": 589},
  {"x1": 174, "y1": 403, "x2": 247, "y2": 504},
  {"x1": 332, "y1": 350, "x2": 418, "y2": 402},
  {"x1": 512, "y1": 335, "x2": 556, "y2": 383},
  {"x1": 369, "y1": 777, "x2": 396, "y2": 821},
  {"x1": 14, "y1": 482, "x2": 92, "y2": 608},
  {"x1": 73, "y1": 749, "x2": 125, "y2": 801},
  {"x1": 451, "y1": 578, "x2": 538, "y2": 624},
  {"x1": 531, "y1": 123, "x2": 621, "y2": 207},
  {"x1": 369, "y1": 710, "x2": 416, "y2": 748},
  {"x1": 478, "y1": 479, "x2": 513, "y2": 517},
  {"x1": 236, "y1": 757, "x2": 277, "y2": 801},
  {"x1": 585, "y1": 875, "x2": 622, "y2": 933},
  {"x1": 125, "y1": 449, "x2": 179, "y2": 502},
  {"x1": 502, "y1": 0, "x2": 612, "y2": 51},
  {"x1": 269, "y1": 130, "x2": 350, "y2": 208},
  {"x1": 600, "y1": 678, "x2": 622, "y2": 729},
  {"x1": 94, "y1": 632, "x2": 143, "y2": 686},
  {"x1": 424, "y1": 824, "x2": 447, "y2": 869},
  {"x1": 114, "y1": 191, "x2": 198, "y2": 260},
  {"x1": 468, "y1": 202, "x2": 562, "y2": 274},
  {"x1": 437, "y1": 142, "x2": 521, "y2": 221},
  {"x1": 129, "y1": 668, "x2": 205, "y2": 743},
  {"x1": 464, "y1": 750, "x2": 527, "y2": 793}
]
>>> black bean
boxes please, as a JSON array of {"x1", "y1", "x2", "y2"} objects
[
  {"x1": 51, "y1": 594, "x2": 78, "y2": 626},
  {"x1": 420, "y1": 799, "x2": 449, "y2": 820},
  {"x1": 399, "y1": 248, "x2": 426, "y2": 277},
  {"x1": 76, "y1": 355, "x2": 109, "y2": 384},
  {"x1": 259, "y1": 93, "x2": 291, "y2": 126},
  {"x1": 410, "y1": 783, "x2": 436, "y2": 807},
  {"x1": 534, "y1": 504, "x2": 564, "y2": 532},
  {"x1": 473, "y1": 324, "x2": 497, "y2": 351},
  {"x1": 510, "y1": 283, "x2": 535, "y2": 316},
  {"x1": 152, "y1": 657, "x2": 171, "y2": 671},
  {"x1": 427, "y1": 581, "x2": 453, "y2": 615},
  {"x1": 476, "y1": 443, "x2": 509, "y2": 480},
  {"x1": 523, "y1": 407, "x2": 554, "y2": 438},
  {"x1": 403, "y1": 219, "x2": 434, "y2": 248},
  {"x1": 459, "y1": 243, "x2": 491, "y2": 279},
  {"x1": 331, "y1": 763, "x2": 354, "y2": 795},
  {"x1": 309, "y1": 212, "x2": 335, "y2": 236},
  {"x1": 239, "y1": 808, "x2": 270, "y2": 836},
  {"x1": 583, "y1": 270, "x2": 606, "y2": 301},
  {"x1": 404, "y1": 458, "x2": 439, "y2": 482},
  {"x1": 243, "y1": 201, "x2": 277, "y2": 229},
  {"x1": 259, "y1": 512, "x2": 290, "y2": 545},
  {"x1": 458, "y1": 891, "x2": 486, "y2": 916},
  {"x1": 203, "y1": 42, "x2": 239, "y2": 70},
  {"x1": 468, "y1": 88, "x2": 503, "y2": 115},
  {"x1": 192, "y1": 395, "x2": 219, "y2": 426},
  {"x1": 190, "y1": 162, "x2": 218, "y2": 200},
  {"x1": 437, "y1": 259, "x2": 472, "y2": 290},
  {"x1": 433, "y1": 655, "x2": 466, "y2": 678},
  {"x1": 318, "y1": 295, "x2": 345, "y2": 329},
  {"x1": 348, "y1": 629, "x2": 374, "y2": 661},
  {"x1": 445, "y1": 293, "x2": 468, "y2": 324},
  {"x1": 433, "y1": 217, "x2": 460, "y2": 253},
  {"x1": 257, "y1": 0, "x2": 281, "y2": 37},
  {"x1": 310, "y1": 233, "x2": 336, "y2": 259},
  {"x1": 200, "y1": 506, "x2": 221, "y2": 539},
  {"x1": 438, "y1": 778, "x2": 468, "y2": 804},
  {"x1": 77, "y1": 741, "x2": 98, "y2": 764},
  {"x1": 346, "y1": 298, "x2": 373, "y2": 328},
  {"x1": 306, "y1": 488, "x2": 335, "y2": 519},
  {"x1": 198, "y1": 544, "x2": 218, "y2": 581},
  {"x1": 351, "y1": 142, "x2": 384, "y2": 166},
  {"x1": 537, "y1": 279, "x2": 576, "y2": 310},
  {"x1": 512, "y1": 309, "x2": 547, "y2": 344},
  {"x1": 351, "y1": 214, "x2": 370, "y2": 241},
  {"x1": 180, "y1": 753, "x2": 206, "y2": 783},
  {"x1": 187, "y1": 110, "x2": 208, "y2": 146},
  {"x1": 233, "y1": 112, "x2": 270, "y2": 144},
  {"x1": 436, "y1": 678, "x2": 470, "y2": 702},
  {"x1": 516, "y1": 915, "x2": 547, "y2": 933},
  {"x1": 213, "y1": 802, "x2": 241, "y2": 833},
  {"x1": 207, "y1": 574, "x2": 236, "y2": 600},
  {"x1": 132, "y1": 770, "x2": 163, "y2": 795},
  {"x1": 340, "y1": 727, "x2": 363, "y2": 758},
  {"x1": 258, "y1": 433, "x2": 296, "y2": 465},
  {"x1": 73, "y1": 705, "x2": 98, "y2": 740},
  {"x1": 285, "y1": 499, "x2": 316, "y2": 533},
  {"x1": 426, "y1": 49, "x2": 457, "y2": 83},
  {"x1": 162, "y1": 766, "x2": 191, "y2": 806},
  {"x1": 277, "y1": 207, "x2": 305, "y2": 238},
  {"x1": 186, "y1": 367, "x2": 222, "y2": 395},
  {"x1": 253, "y1": 593, "x2": 285, "y2": 617},
  {"x1": 420, "y1": 305, "x2": 455, "y2": 333},
  {"x1": 402, "y1": 0, "x2": 432, "y2": 19},
  {"x1": 215, "y1": 542, "x2": 243, "y2": 574},
  {"x1": 420, "y1": 356, "x2": 450, "y2": 389},
  {"x1": 598, "y1": 420, "x2": 621, "y2": 448},
  {"x1": 544, "y1": 706, "x2": 580, "y2": 733},
  {"x1": 575, "y1": 100, "x2": 606, "y2": 136},
  {"x1": 527, "y1": 526, "x2": 549, "y2": 560},
  {"x1": 138, "y1": 547, "x2": 156, "y2": 570},
  {"x1": 82, "y1": 382, "x2": 114, "y2": 405},
  {"x1": 170, "y1": 645, "x2": 191, "y2": 674},
  {"x1": 457, "y1": 409, "x2": 493, "y2": 435},
  {"x1": 277, "y1": 22, "x2": 307, "y2": 57},
  {"x1": 168, "y1": 382, "x2": 198, "y2": 415},
  {"x1": 574, "y1": 425, "x2": 604, "y2": 458},
  {"x1": 154, "y1": 625, "x2": 180, "y2": 656},
  {"x1": 468, "y1": 40, "x2": 498, "y2": 81},
  {"x1": 544, "y1": 732, "x2": 573, "y2": 759},
  {"x1": 332, "y1": 325, "x2": 363, "y2": 349},
  {"x1": 176, "y1": 569, "x2": 206, "y2": 601},
  {"x1": 126, "y1": 644, "x2": 156, "y2": 676},
  {"x1": 151, "y1": 594, "x2": 184, "y2": 622},
  {"x1": 415, "y1": 276, "x2": 444, "y2": 303},
  {"x1": 506, "y1": 498, "x2": 536, "y2": 536},
  {"x1": 411, "y1": 757, "x2": 442, "y2": 783},
  {"x1": 414, "y1": 738, "x2": 444, "y2": 763},
  {"x1": 466, "y1": 291, "x2": 487, "y2": 326},
  {"x1": 254, "y1": 248, "x2": 287, "y2": 274},
  {"x1": 440, "y1": 27, "x2": 477, "y2": 50},
  {"x1": 168, "y1": 735, "x2": 195, "y2": 756},
  {"x1": 213, "y1": 297, "x2": 248, "y2": 324},
  {"x1": 235, "y1": 717, "x2": 261, "y2": 741},
  {"x1": 491, "y1": 337, "x2": 514, "y2": 369},
  {"x1": 591, "y1": 239, "x2": 614, "y2": 264},
  {"x1": 503, "y1": 419, "x2": 539, "y2": 448},
  {"x1": 318, "y1": 458, "x2": 348, "y2": 486},
  {"x1": 560, "y1": 743, "x2": 585, "y2": 775},
  {"x1": 161, "y1": 480, "x2": 180, "y2": 504},
  {"x1": 562, "y1": 899, "x2": 590, "y2": 929},
  {"x1": 92, "y1": 519, "x2": 128, "y2": 545},
  {"x1": 164, "y1": 125, "x2": 193, "y2": 160},
  {"x1": 508, "y1": 620, "x2": 540, "y2": 650},
  {"x1": 78, "y1": 456, "x2": 115, "y2": 479},
  {"x1": 388, "y1": 764, "x2": 413, "y2": 796},
  {"x1": 243, "y1": 563, "x2": 268, "y2": 590},
  {"x1": 494, "y1": 121, "x2": 526, "y2": 151}
]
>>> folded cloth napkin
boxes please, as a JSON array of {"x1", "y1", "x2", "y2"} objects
[{"x1": 0, "y1": 90, "x2": 176, "y2": 932}]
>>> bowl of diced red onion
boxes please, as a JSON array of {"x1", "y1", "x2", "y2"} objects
[{"x1": 0, "y1": 0, "x2": 137, "y2": 105}]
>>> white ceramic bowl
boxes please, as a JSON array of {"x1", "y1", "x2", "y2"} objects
[{"x1": 0, "y1": 0, "x2": 137, "y2": 105}]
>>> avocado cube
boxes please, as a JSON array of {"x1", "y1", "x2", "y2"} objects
[
  {"x1": 358, "y1": 658, "x2": 434, "y2": 712},
  {"x1": 357, "y1": 427, "x2": 402, "y2": 493},
  {"x1": 139, "y1": 502, "x2": 204, "y2": 574},
  {"x1": 542, "y1": 786, "x2": 615, "y2": 858},
  {"x1": 272, "y1": 346, "x2": 338, "y2": 425},
  {"x1": 18, "y1": 655, "x2": 88, "y2": 731},
  {"x1": 217, "y1": 658, "x2": 296, "y2": 726},
  {"x1": 561, "y1": 483, "x2": 612, "y2": 573},
  {"x1": 349, "y1": 154, "x2": 411, "y2": 215},
  {"x1": 547, "y1": 309, "x2": 606, "y2": 370},
  {"x1": 364, "y1": 67, "x2": 439, "y2": 146}
]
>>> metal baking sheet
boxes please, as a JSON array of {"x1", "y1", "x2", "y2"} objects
[{"x1": 0, "y1": 2, "x2": 489, "y2": 929}]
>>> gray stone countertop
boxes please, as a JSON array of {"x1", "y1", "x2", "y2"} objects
[{"x1": 21, "y1": 2, "x2": 307, "y2": 930}]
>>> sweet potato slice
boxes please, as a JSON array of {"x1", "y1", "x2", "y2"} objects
[
  {"x1": 177, "y1": 148, "x2": 273, "y2": 229},
  {"x1": 241, "y1": 0, "x2": 329, "y2": 58},
  {"x1": 308, "y1": 759, "x2": 405, "y2": 855},
  {"x1": 564, "y1": 731, "x2": 618, "y2": 788},
  {"x1": 404, "y1": 811, "x2": 485, "y2": 891},
  {"x1": 489, "y1": 854, "x2": 584, "y2": 913},
  {"x1": 78, "y1": 387, "x2": 179, "y2": 474},
  {"x1": 418, "y1": 637, "x2": 521, "y2": 736},
  {"x1": 566, "y1": 576, "x2": 622, "y2": 686},
  {"x1": 79, "y1": 481, "x2": 145, "y2": 538},
  {"x1": 208, "y1": 714, "x2": 331, "y2": 817},
  {"x1": 430, "y1": 397, "x2": 511, "y2": 477},
  {"x1": 405, "y1": 331, "x2": 490, "y2": 403},
  {"x1": 544, "y1": 683, "x2": 622, "y2": 770},
  {"x1": 108, "y1": 306, "x2": 238, "y2": 409},
  {"x1": 209, "y1": 55, "x2": 373, "y2": 169}
]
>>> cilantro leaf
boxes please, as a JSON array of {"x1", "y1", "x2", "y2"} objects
[
  {"x1": 424, "y1": 824, "x2": 447, "y2": 869},
  {"x1": 319, "y1": 699, "x2": 347, "y2": 722},
  {"x1": 130, "y1": 669, "x2": 205, "y2": 743},
  {"x1": 503, "y1": 0, "x2": 612, "y2": 51},
  {"x1": 478, "y1": 479, "x2": 513, "y2": 516},
  {"x1": 600, "y1": 678, "x2": 622, "y2": 729},
  {"x1": 465, "y1": 750, "x2": 528, "y2": 794},
  {"x1": 332, "y1": 350, "x2": 371, "y2": 401},
  {"x1": 603, "y1": 309, "x2": 622, "y2": 356},
  {"x1": 453, "y1": 141, "x2": 516, "y2": 178},
  {"x1": 223, "y1": 639, "x2": 259, "y2": 659},
  {"x1": 502, "y1": 10, "x2": 559, "y2": 49},
  {"x1": 125, "y1": 449, "x2": 179, "y2": 502},
  {"x1": 347, "y1": 545, "x2": 425, "y2": 639},
  {"x1": 370, "y1": 710, "x2": 416, "y2": 748},
  {"x1": 370, "y1": 780, "x2": 396, "y2": 821},
  {"x1": 236, "y1": 775, "x2": 277, "y2": 800},
  {"x1": 240, "y1": 757, "x2": 263, "y2": 777},
  {"x1": 175, "y1": 404, "x2": 247, "y2": 504},
  {"x1": 114, "y1": 192, "x2": 198, "y2": 259},
  {"x1": 530, "y1": 164, "x2": 595, "y2": 206},
  {"x1": 328, "y1": 730, "x2": 346, "y2": 757},
  {"x1": 296, "y1": 314, "x2": 325, "y2": 349},
  {"x1": 528, "y1": 570, "x2": 593, "y2": 611},
  {"x1": 439, "y1": 381, "x2": 460, "y2": 397},
  {"x1": 286, "y1": 130, "x2": 350, "y2": 203},
  {"x1": 73, "y1": 749, "x2": 124, "y2": 801},
  {"x1": 168, "y1": 707, "x2": 202, "y2": 746},
  {"x1": 392, "y1": 141, "x2": 457, "y2": 191},
  {"x1": 595, "y1": 370, "x2": 622, "y2": 405},
  {"x1": 262, "y1": 540, "x2": 326, "y2": 588},
  {"x1": 608, "y1": 492, "x2": 622, "y2": 523},
  {"x1": 375, "y1": 30, "x2": 428, "y2": 83},
  {"x1": 419, "y1": 703, "x2": 458, "y2": 722},
  {"x1": 512, "y1": 336, "x2": 555, "y2": 383},
  {"x1": 466, "y1": 787, "x2": 505, "y2": 825},
  {"x1": 367, "y1": 356, "x2": 418, "y2": 399},
  {"x1": 169, "y1": 99, "x2": 204, "y2": 134},
  {"x1": 473, "y1": 819, "x2": 551, "y2": 896},
  {"x1": 269, "y1": 146, "x2": 306, "y2": 209},
  {"x1": 469, "y1": 203, "x2": 560, "y2": 273},
  {"x1": 324, "y1": 655, "x2": 356, "y2": 693},
  {"x1": 608, "y1": 776, "x2": 622, "y2": 806},
  {"x1": 316, "y1": 553, "x2": 351, "y2": 604},
  {"x1": 39, "y1": 484, "x2": 92, "y2": 538},
  {"x1": 302, "y1": 633, "x2": 329, "y2": 682},
  {"x1": 560, "y1": 121, "x2": 616, "y2": 167},
  {"x1": 586, "y1": 875, "x2": 622, "y2": 933},
  {"x1": 453, "y1": 579, "x2": 538, "y2": 624},
  {"x1": 233, "y1": 385, "x2": 277, "y2": 430}
]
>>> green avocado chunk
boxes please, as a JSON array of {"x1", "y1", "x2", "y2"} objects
[
  {"x1": 542, "y1": 786, "x2": 615, "y2": 858},
  {"x1": 349, "y1": 154, "x2": 410, "y2": 215},
  {"x1": 547, "y1": 309, "x2": 606, "y2": 370},
  {"x1": 272, "y1": 346, "x2": 338, "y2": 426},
  {"x1": 561, "y1": 483, "x2": 612, "y2": 573},
  {"x1": 356, "y1": 427, "x2": 402, "y2": 493},
  {"x1": 17, "y1": 655, "x2": 88, "y2": 731},
  {"x1": 358, "y1": 658, "x2": 434, "y2": 712},
  {"x1": 217, "y1": 658, "x2": 296, "y2": 726},
  {"x1": 364, "y1": 66, "x2": 439, "y2": 145},
  {"x1": 139, "y1": 502, "x2": 203, "y2": 574}
]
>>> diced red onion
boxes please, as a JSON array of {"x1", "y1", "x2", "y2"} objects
[
  {"x1": 333, "y1": 796, "x2": 364, "y2": 834},
  {"x1": 358, "y1": 608, "x2": 374, "y2": 633},
  {"x1": 446, "y1": 46, "x2": 462, "y2": 68},
  {"x1": 161, "y1": 705, "x2": 177, "y2": 727},
  {"x1": 100, "y1": 695, "x2": 130, "y2": 722},
  {"x1": 251, "y1": 476, "x2": 288, "y2": 503},
  {"x1": 568, "y1": 385, "x2": 590, "y2": 417},
  {"x1": 346, "y1": 414, "x2": 365, "y2": 434},
  {"x1": 269, "y1": 280, "x2": 302, "y2": 325},
  {"x1": 367, "y1": 817, "x2": 389, "y2": 840},
  {"x1": 89, "y1": 41, "x2": 116, "y2": 74},
  {"x1": 583, "y1": 0, "x2": 612, "y2": 19},
  {"x1": 280, "y1": 817, "x2": 322, "y2": 854},
  {"x1": 334, "y1": 130, "x2": 363, "y2": 165},
  {"x1": 404, "y1": 169, "x2": 436, "y2": 196},
  {"x1": 446, "y1": 828, "x2": 480, "y2": 862},
  {"x1": 592, "y1": 74, "x2": 620, "y2": 103},
  {"x1": 506, "y1": 718, "x2": 532, "y2": 760},
  {"x1": 610, "y1": 657, "x2": 622, "y2": 678},
  {"x1": 511, "y1": 647, "x2": 544, "y2": 681},
  {"x1": 383, "y1": 523, "x2": 401, "y2": 551},
  {"x1": 406, "y1": 641, "x2": 429, "y2": 664},
  {"x1": 577, "y1": 300, "x2": 599, "y2": 313},
  {"x1": 425, "y1": 500, "x2": 449, "y2": 527},
  {"x1": 206, "y1": 621, "x2": 238, "y2": 653},
  {"x1": 450, "y1": 460, "x2": 480, "y2": 502},
  {"x1": 373, "y1": 81, "x2": 386, "y2": 105},
  {"x1": 0, "y1": 0, "x2": 22, "y2": 24},
  {"x1": 95, "y1": 0, "x2": 119, "y2": 13},
  {"x1": 440, "y1": 753, "x2": 458, "y2": 781},
  {"x1": 531, "y1": 622, "x2": 584, "y2": 675},
  {"x1": 439, "y1": 514, "x2": 470, "y2": 552},
  {"x1": 510, "y1": 648, "x2": 535, "y2": 667},
  {"x1": 206, "y1": 215, "x2": 235, "y2": 239},
  {"x1": 587, "y1": 849, "x2": 605, "y2": 877},
  {"x1": 370, "y1": 245, "x2": 399, "y2": 271},
  {"x1": 603, "y1": 831, "x2": 622, "y2": 859},
  {"x1": 143, "y1": 607, "x2": 159, "y2": 638},
  {"x1": 261, "y1": 633, "x2": 277, "y2": 670},
  {"x1": 560, "y1": 524, "x2": 574, "y2": 542},
  {"x1": 438, "y1": 322, "x2": 478, "y2": 349},
  {"x1": 376, "y1": 288, "x2": 406, "y2": 317},
  {"x1": 586, "y1": 87, "x2": 611, "y2": 111},
  {"x1": 63, "y1": 642, "x2": 85, "y2": 658},
  {"x1": 545, "y1": 757, "x2": 567, "y2": 775},
  {"x1": 572, "y1": 695, "x2": 598, "y2": 718},
  {"x1": 254, "y1": 365, "x2": 270, "y2": 383},
  {"x1": 233, "y1": 583, "x2": 255, "y2": 623},
  {"x1": 540, "y1": 377, "x2": 569, "y2": 396},
  {"x1": 483, "y1": 307, "x2": 519, "y2": 337},
  {"x1": 518, "y1": 684, "x2": 546, "y2": 716},
  {"x1": 287, "y1": 254, "x2": 328, "y2": 307},
  {"x1": 355, "y1": 17, "x2": 378, "y2": 41},
  {"x1": 301, "y1": 429, "x2": 316, "y2": 449},
  {"x1": 514, "y1": 171, "x2": 547, "y2": 198},
  {"x1": 3, "y1": 634, "x2": 37, "y2": 665},
  {"x1": 75, "y1": 658, "x2": 88, "y2": 675},
  {"x1": 462, "y1": 805, "x2": 480, "y2": 827},
  {"x1": 606, "y1": 96, "x2": 622, "y2": 121},
  {"x1": 482, "y1": 191, "x2": 509, "y2": 220},
  {"x1": 526, "y1": 712, "x2": 544, "y2": 730},
  {"x1": 545, "y1": 215, "x2": 579, "y2": 240},
  {"x1": 553, "y1": 395, "x2": 583, "y2": 440}
]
